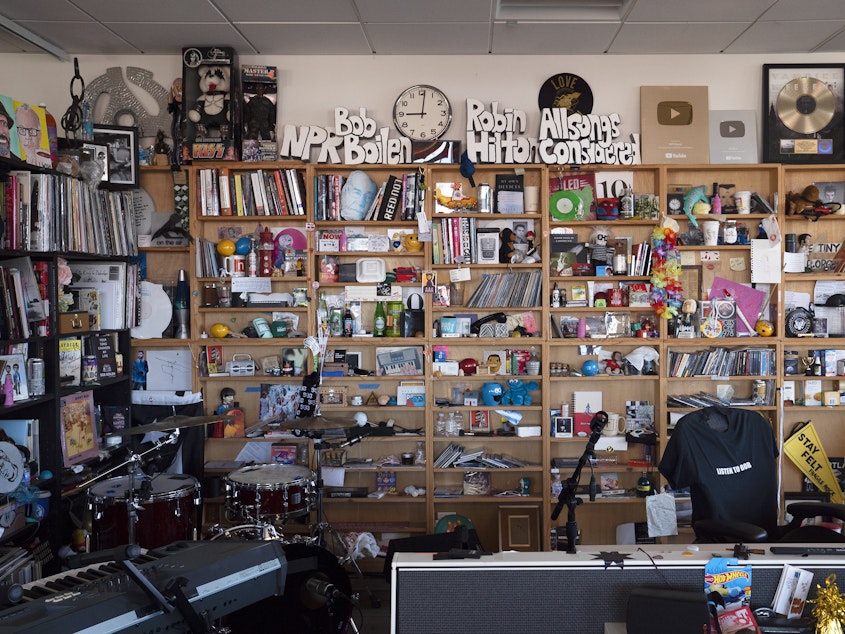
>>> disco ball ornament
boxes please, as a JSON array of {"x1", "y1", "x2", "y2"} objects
[
  {"x1": 235, "y1": 237, "x2": 252, "y2": 255},
  {"x1": 581, "y1": 360, "x2": 599, "y2": 376},
  {"x1": 216, "y1": 239, "x2": 235, "y2": 256}
]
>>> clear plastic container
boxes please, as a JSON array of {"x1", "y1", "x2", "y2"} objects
[{"x1": 435, "y1": 412, "x2": 447, "y2": 436}]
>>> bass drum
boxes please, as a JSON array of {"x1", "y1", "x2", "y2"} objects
[{"x1": 224, "y1": 543, "x2": 352, "y2": 633}]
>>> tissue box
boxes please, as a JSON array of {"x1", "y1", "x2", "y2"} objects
[{"x1": 516, "y1": 426, "x2": 541, "y2": 437}]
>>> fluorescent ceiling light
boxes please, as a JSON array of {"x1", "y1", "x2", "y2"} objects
[{"x1": 496, "y1": 0, "x2": 633, "y2": 21}]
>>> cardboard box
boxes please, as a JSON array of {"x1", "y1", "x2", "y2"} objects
[
  {"x1": 181, "y1": 46, "x2": 241, "y2": 161},
  {"x1": 804, "y1": 380, "x2": 823, "y2": 406},
  {"x1": 241, "y1": 64, "x2": 277, "y2": 161}
]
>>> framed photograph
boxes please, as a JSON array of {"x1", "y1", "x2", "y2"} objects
[
  {"x1": 60, "y1": 390, "x2": 99, "y2": 467},
  {"x1": 92, "y1": 124, "x2": 139, "y2": 187},
  {"x1": 763, "y1": 64, "x2": 845, "y2": 164},
  {"x1": 498, "y1": 505, "x2": 540, "y2": 552},
  {"x1": 0, "y1": 354, "x2": 28, "y2": 401},
  {"x1": 814, "y1": 180, "x2": 845, "y2": 207},
  {"x1": 553, "y1": 416, "x2": 573, "y2": 438},
  {"x1": 82, "y1": 142, "x2": 109, "y2": 183},
  {"x1": 318, "y1": 386, "x2": 347, "y2": 407}
]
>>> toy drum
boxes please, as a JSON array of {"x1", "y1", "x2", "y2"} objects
[
  {"x1": 225, "y1": 464, "x2": 314, "y2": 521},
  {"x1": 88, "y1": 473, "x2": 200, "y2": 551}
]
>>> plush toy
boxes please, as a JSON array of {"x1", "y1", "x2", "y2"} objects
[
  {"x1": 588, "y1": 225, "x2": 612, "y2": 268},
  {"x1": 188, "y1": 65, "x2": 231, "y2": 138},
  {"x1": 499, "y1": 228, "x2": 517, "y2": 263},
  {"x1": 682, "y1": 186, "x2": 710, "y2": 227},
  {"x1": 500, "y1": 379, "x2": 539, "y2": 406},
  {"x1": 786, "y1": 185, "x2": 820, "y2": 216}
]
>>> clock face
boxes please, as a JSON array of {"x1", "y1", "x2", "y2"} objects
[{"x1": 393, "y1": 85, "x2": 452, "y2": 141}]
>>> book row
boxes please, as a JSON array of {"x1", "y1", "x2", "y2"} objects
[
  {"x1": 197, "y1": 167, "x2": 306, "y2": 217},
  {"x1": 667, "y1": 346, "x2": 776, "y2": 378},
  {"x1": 313, "y1": 171, "x2": 424, "y2": 222}
]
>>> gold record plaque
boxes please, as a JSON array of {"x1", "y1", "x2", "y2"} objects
[{"x1": 763, "y1": 64, "x2": 845, "y2": 163}]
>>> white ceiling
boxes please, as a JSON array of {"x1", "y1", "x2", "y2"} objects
[{"x1": 1, "y1": 0, "x2": 845, "y2": 59}]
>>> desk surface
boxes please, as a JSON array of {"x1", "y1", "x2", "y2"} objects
[{"x1": 392, "y1": 543, "x2": 845, "y2": 570}]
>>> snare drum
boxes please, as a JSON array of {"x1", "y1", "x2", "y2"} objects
[
  {"x1": 88, "y1": 473, "x2": 200, "y2": 551},
  {"x1": 225, "y1": 464, "x2": 314, "y2": 521}
]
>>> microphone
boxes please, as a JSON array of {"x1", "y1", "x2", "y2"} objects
[
  {"x1": 305, "y1": 577, "x2": 352, "y2": 603},
  {"x1": 66, "y1": 544, "x2": 141, "y2": 569}
]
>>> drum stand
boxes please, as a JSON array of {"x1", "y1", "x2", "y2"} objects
[{"x1": 309, "y1": 431, "x2": 381, "y2": 609}]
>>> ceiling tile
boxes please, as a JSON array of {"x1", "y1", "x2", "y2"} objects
[
  {"x1": 237, "y1": 23, "x2": 372, "y2": 55},
  {"x1": 610, "y1": 22, "x2": 747, "y2": 53},
  {"x1": 626, "y1": 0, "x2": 773, "y2": 22},
  {"x1": 0, "y1": 27, "x2": 44, "y2": 53},
  {"x1": 355, "y1": 0, "x2": 494, "y2": 23},
  {"x1": 724, "y1": 20, "x2": 845, "y2": 53},
  {"x1": 0, "y1": 1, "x2": 89, "y2": 21},
  {"x1": 367, "y1": 22, "x2": 490, "y2": 54},
  {"x1": 816, "y1": 27, "x2": 845, "y2": 51},
  {"x1": 71, "y1": 0, "x2": 224, "y2": 23},
  {"x1": 492, "y1": 22, "x2": 618, "y2": 54},
  {"x1": 216, "y1": 0, "x2": 359, "y2": 22},
  {"x1": 105, "y1": 22, "x2": 251, "y2": 55},
  {"x1": 15, "y1": 21, "x2": 137, "y2": 54},
  {"x1": 760, "y1": 0, "x2": 845, "y2": 21}
]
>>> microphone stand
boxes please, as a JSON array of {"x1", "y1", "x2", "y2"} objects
[{"x1": 550, "y1": 411, "x2": 608, "y2": 554}]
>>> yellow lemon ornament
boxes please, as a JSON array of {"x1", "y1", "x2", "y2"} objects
[{"x1": 210, "y1": 323, "x2": 230, "y2": 338}]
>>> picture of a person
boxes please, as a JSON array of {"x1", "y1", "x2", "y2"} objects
[
  {"x1": 14, "y1": 103, "x2": 50, "y2": 168},
  {"x1": 0, "y1": 447, "x2": 19, "y2": 484},
  {"x1": 0, "y1": 101, "x2": 16, "y2": 160},
  {"x1": 340, "y1": 170, "x2": 378, "y2": 221},
  {"x1": 423, "y1": 273, "x2": 436, "y2": 293},
  {"x1": 513, "y1": 222, "x2": 528, "y2": 244},
  {"x1": 11, "y1": 364, "x2": 20, "y2": 395},
  {"x1": 132, "y1": 351, "x2": 149, "y2": 390},
  {"x1": 217, "y1": 387, "x2": 236, "y2": 415},
  {"x1": 109, "y1": 137, "x2": 133, "y2": 183}
]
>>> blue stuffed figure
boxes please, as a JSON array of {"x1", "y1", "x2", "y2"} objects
[{"x1": 500, "y1": 379, "x2": 539, "y2": 406}]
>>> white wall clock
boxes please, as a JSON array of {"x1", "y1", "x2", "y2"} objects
[{"x1": 393, "y1": 85, "x2": 452, "y2": 141}]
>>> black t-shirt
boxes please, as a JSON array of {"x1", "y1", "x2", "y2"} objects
[{"x1": 659, "y1": 406, "x2": 779, "y2": 537}]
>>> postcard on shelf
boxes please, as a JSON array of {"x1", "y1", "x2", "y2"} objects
[
  {"x1": 375, "y1": 347, "x2": 424, "y2": 376},
  {"x1": 0, "y1": 354, "x2": 28, "y2": 401},
  {"x1": 60, "y1": 390, "x2": 99, "y2": 467}
]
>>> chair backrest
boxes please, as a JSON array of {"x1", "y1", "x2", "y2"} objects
[{"x1": 659, "y1": 406, "x2": 779, "y2": 540}]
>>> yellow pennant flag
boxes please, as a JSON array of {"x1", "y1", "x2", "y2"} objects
[{"x1": 784, "y1": 422, "x2": 844, "y2": 504}]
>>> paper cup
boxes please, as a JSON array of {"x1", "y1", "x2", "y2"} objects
[
  {"x1": 702, "y1": 221, "x2": 720, "y2": 246},
  {"x1": 735, "y1": 191, "x2": 751, "y2": 214},
  {"x1": 524, "y1": 185, "x2": 540, "y2": 212}
]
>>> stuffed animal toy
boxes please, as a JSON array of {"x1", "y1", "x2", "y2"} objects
[
  {"x1": 682, "y1": 186, "x2": 710, "y2": 227},
  {"x1": 588, "y1": 225, "x2": 612, "y2": 268},
  {"x1": 499, "y1": 228, "x2": 518, "y2": 263},
  {"x1": 188, "y1": 65, "x2": 231, "y2": 138},
  {"x1": 786, "y1": 185, "x2": 820, "y2": 216},
  {"x1": 500, "y1": 379, "x2": 539, "y2": 406}
]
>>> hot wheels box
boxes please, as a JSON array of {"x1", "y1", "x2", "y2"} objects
[{"x1": 181, "y1": 46, "x2": 241, "y2": 161}]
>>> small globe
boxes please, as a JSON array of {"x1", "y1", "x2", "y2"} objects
[
  {"x1": 216, "y1": 239, "x2": 236, "y2": 256},
  {"x1": 581, "y1": 360, "x2": 599, "y2": 376},
  {"x1": 235, "y1": 237, "x2": 252, "y2": 255}
]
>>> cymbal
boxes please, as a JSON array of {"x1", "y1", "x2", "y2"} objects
[{"x1": 106, "y1": 414, "x2": 228, "y2": 437}]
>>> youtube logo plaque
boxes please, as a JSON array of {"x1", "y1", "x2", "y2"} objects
[
  {"x1": 641, "y1": 86, "x2": 710, "y2": 164},
  {"x1": 709, "y1": 110, "x2": 759, "y2": 164}
]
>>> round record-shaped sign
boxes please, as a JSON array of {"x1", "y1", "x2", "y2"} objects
[
  {"x1": 0, "y1": 442, "x2": 24, "y2": 494},
  {"x1": 538, "y1": 72, "x2": 594, "y2": 115}
]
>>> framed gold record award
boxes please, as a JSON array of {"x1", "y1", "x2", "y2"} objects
[{"x1": 763, "y1": 63, "x2": 845, "y2": 164}]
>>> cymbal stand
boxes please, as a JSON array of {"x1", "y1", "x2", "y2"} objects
[{"x1": 309, "y1": 430, "x2": 380, "y2": 609}]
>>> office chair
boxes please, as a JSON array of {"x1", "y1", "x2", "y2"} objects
[{"x1": 659, "y1": 405, "x2": 845, "y2": 543}]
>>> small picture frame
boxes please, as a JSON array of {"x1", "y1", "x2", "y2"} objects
[
  {"x1": 553, "y1": 416, "x2": 574, "y2": 438},
  {"x1": 0, "y1": 354, "x2": 28, "y2": 401},
  {"x1": 92, "y1": 124, "x2": 139, "y2": 188},
  {"x1": 469, "y1": 410, "x2": 491, "y2": 433},
  {"x1": 82, "y1": 142, "x2": 109, "y2": 183},
  {"x1": 318, "y1": 386, "x2": 347, "y2": 407}
]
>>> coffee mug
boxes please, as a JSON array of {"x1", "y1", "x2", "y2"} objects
[
  {"x1": 602, "y1": 412, "x2": 627, "y2": 436},
  {"x1": 223, "y1": 254, "x2": 246, "y2": 277}
]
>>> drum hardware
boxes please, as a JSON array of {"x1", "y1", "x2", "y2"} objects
[
  {"x1": 104, "y1": 414, "x2": 230, "y2": 438},
  {"x1": 306, "y1": 427, "x2": 381, "y2": 609}
]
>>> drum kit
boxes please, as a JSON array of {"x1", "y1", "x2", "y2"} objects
[{"x1": 90, "y1": 412, "x2": 379, "y2": 632}]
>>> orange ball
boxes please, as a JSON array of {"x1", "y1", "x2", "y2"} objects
[{"x1": 216, "y1": 239, "x2": 236, "y2": 256}]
